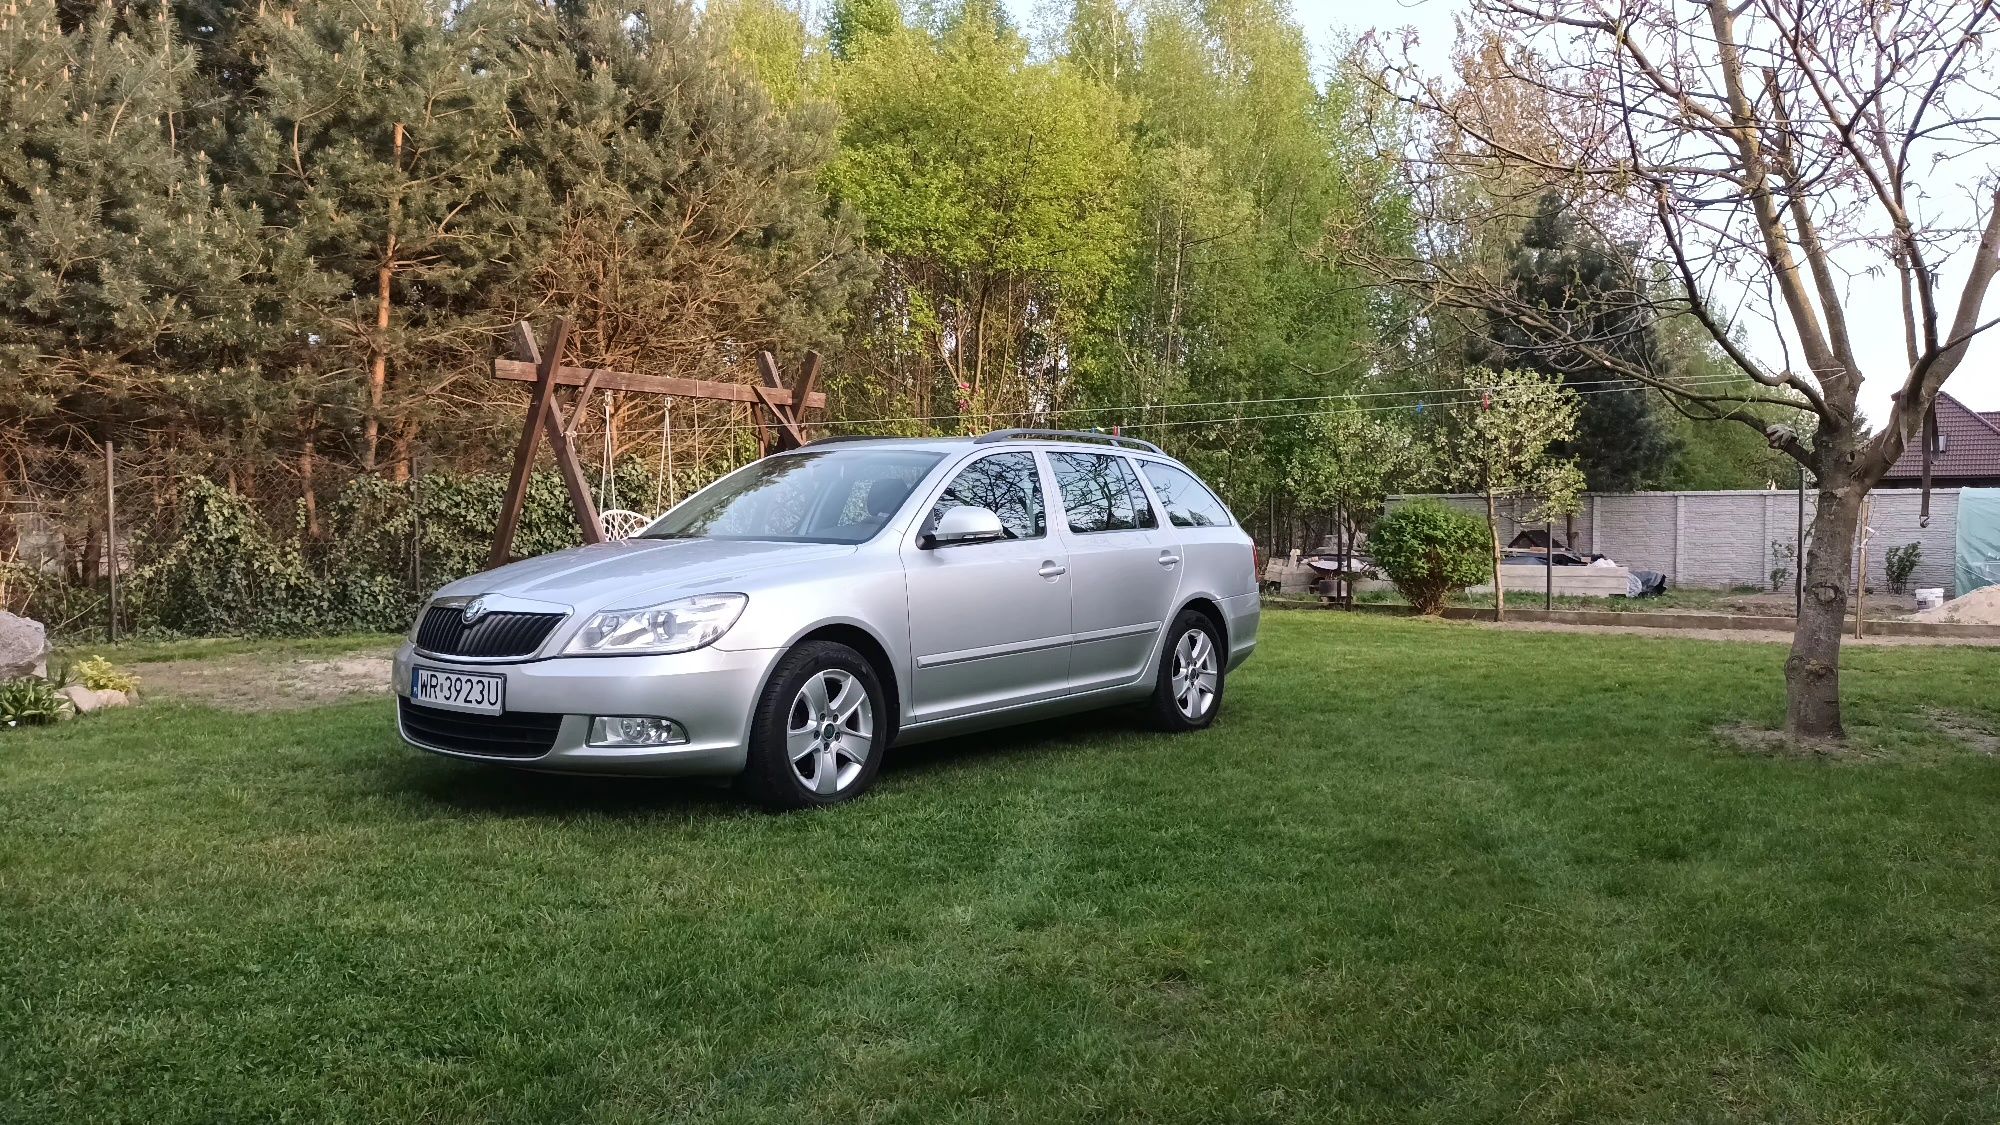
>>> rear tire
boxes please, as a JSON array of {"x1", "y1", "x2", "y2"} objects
[
  {"x1": 1146, "y1": 609, "x2": 1225, "y2": 732},
  {"x1": 738, "y1": 641, "x2": 888, "y2": 811}
]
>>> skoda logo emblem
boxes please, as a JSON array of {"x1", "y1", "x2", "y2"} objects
[{"x1": 462, "y1": 597, "x2": 491, "y2": 626}]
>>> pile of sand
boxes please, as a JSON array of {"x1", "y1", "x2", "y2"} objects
[{"x1": 1911, "y1": 584, "x2": 2000, "y2": 626}]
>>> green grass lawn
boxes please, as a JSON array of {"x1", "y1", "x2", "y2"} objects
[{"x1": 6, "y1": 614, "x2": 2000, "y2": 1123}]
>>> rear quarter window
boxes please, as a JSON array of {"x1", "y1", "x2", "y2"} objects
[{"x1": 1139, "y1": 462, "x2": 1233, "y2": 528}]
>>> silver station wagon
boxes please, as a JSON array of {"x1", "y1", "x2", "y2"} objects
[{"x1": 394, "y1": 429, "x2": 1259, "y2": 808}]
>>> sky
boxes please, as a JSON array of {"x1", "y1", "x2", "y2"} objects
[{"x1": 1006, "y1": 0, "x2": 2000, "y2": 426}]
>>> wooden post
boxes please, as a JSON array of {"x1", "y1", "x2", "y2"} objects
[
  {"x1": 104, "y1": 440, "x2": 117, "y2": 642},
  {"x1": 508, "y1": 322, "x2": 605, "y2": 549},
  {"x1": 1855, "y1": 496, "x2": 1871, "y2": 640},
  {"x1": 1795, "y1": 467, "x2": 1806, "y2": 619},
  {"x1": 792, "y1": 352, "x2": 822, "y2": 442},
  {"x1": 1544, "y1": 518, "x2": 1554, "y2": 611},
  {"x1": 753, "y1": 351, "x2": 809, "y2": 451},
  {"x1": 491, "y1": 318, "x2": 571, "y2": 569}
]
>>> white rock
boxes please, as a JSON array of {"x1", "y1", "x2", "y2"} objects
[
  {"x1": 0, "y1": 612, "x2": 48, "y2": 679},
  {"x1": 95, "y1": 688, "x2": 130, "y2": 709},
  {"x1": 60, "y1": 684, "x2": 102, "y2": 714}
]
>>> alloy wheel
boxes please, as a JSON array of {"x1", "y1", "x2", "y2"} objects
[
  {"x1": 787, "y1": 668, "x2": 874, "y2": 796},
  {"x1": 1170, "y1": 628, "x2": 1219, "y2": 720}
]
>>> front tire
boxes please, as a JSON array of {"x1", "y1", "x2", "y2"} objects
[
  {"x1": 739, "y1": 641, "x2": 888, "y2": 811},
  {"x1": 1147, "y1": 609, "x2": 1225, "y2": 732}
]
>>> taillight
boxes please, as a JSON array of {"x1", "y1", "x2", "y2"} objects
[{"x1": 1251, "y1": 543, "x2": 1261, "y2": 593}]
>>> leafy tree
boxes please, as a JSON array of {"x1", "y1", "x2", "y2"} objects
[
  {"x1": 826, "y1": 2, "x2": 1132, "y2": 426},
  {"x1": 1284, "y1": 401, "x2": 1425, "y2": 569},
  {"x1": 827, "y1": 0, "x2": 902, "y2": 58},
  {"x1": 1438, "y1": 368, "x2": 1583, "y2": 619},
  {"x1": 1074, "y1": 0, "x2": 1407, "y2": 517}
]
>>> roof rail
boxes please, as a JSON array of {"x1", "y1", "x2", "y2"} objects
[
  {"x1": 802, "y1": 433, "x2": 892, "y2": 447},
  {"x1": 973, "y1": 428, "x2": 1164, "y2": 454}
]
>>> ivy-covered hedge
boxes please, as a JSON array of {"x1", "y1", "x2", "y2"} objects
[{"x1": 124, "y1": 464, "x2": 660, "y2": 637}]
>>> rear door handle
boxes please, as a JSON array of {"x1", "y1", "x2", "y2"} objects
[
  {"x1": 1158, "y1": 552, "x2": 1182, "y2": 568},
  {"x1": 1039, "y1": 561, "x2": 1068, "y2": 579}
]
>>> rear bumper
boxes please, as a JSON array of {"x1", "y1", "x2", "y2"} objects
[
  {"x1": 393, "y1": 643, "x2": 775, "y2": 777},
  {"x1": 1222, "y1": 591, "x2": 1259, "y2": 670}
]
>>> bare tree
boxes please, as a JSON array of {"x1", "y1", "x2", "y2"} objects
[{"x1": 1366, "y1": 0, "x2": 2000, "y2": 739}]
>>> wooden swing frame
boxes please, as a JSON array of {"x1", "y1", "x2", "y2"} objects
[{"x1": 487, "y1": 318, "x2": 826, "y2": 568}]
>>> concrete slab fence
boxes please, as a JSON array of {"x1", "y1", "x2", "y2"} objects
[{"x1": 1388, "y1": 489, "x2": 1961, "y2": 595}]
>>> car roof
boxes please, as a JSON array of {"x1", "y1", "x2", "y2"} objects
[{"x1": 801, "y1": 429, "x2": 1167, "y2": 458}]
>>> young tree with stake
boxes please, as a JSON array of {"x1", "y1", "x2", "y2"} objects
[{"x1": 1441, "y1": 369, "x2": 1584, "y2": 621}]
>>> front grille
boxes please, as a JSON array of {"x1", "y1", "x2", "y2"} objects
[
  {"x1": 399, "y1": 698, "x2": 563, "y2": 759},
  {"x1": 413, "y1": 605, "x2": 564, "y2": 659}
]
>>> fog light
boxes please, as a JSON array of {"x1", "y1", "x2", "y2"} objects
[{"x1": 587, "y1": 716, "x2": 688, "y2": 748}]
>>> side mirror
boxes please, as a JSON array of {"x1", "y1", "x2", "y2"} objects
[{"x1": 921, "y1": 505, "x2": 1006, "y2": 549}]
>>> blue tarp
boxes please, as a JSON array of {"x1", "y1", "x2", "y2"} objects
[{"x1": 1956, "y1": 488, "x2": 2000, "y2": 595}]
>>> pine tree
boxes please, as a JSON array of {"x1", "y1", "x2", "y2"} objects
[
  {"x1": 0, "y1": 0, "x2": 270, "y2": 447},
  {"x1": 1473, "y1": 195, "x2": 1681, "y2": 492},
  {"x1": 484, "y1": 0, "x2": 872, "y2": 383},
  {"x1": 227, "y1": 0, "x2": 519, "y2": 476}
]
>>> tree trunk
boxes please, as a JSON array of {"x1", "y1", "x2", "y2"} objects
[
  {"x1": 362, "y1": 121, "x2": 406, "y2": 473},
  {"x1": 300, "y1": 431, "x2": 320, "y2": 540},
  {"x1": 1785, "y1": 482, "x2": 1860, "y2": 738},
  {"x1": 1486, "y1": 486, "x2": 1504, "y2": 621}
]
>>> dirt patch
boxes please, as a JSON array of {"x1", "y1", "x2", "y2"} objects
[
  {"x1": 129, "y1": 649, "x2": 394, "y2": 712},
  {"x1": 1480, "y1": 619, "x2": 2000, "y2": 646},
  {"x1": 1713, "y1": 722, "x2": 1880, "y2": 761},
  {"x1": 1924, "y1": 708, "x2": 2000, "y2": 757},
  {"x1": 1707, "y1": 589, "x2": 1920, "y2": 619}
]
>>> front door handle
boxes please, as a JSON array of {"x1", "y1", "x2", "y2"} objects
[
  {"x1": 1038, "y1": 561, "x2": 1068, "y2": 579},
  {"x1": 1157, "y1": 552, "x2": 1182, "y2": 568}
]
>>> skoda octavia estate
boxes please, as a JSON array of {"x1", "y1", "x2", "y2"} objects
[{"x1": 394, "y1": 429, "x2": 1259, "y2": 808}]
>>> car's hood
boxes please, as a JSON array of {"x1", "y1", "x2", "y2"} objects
[{"x1": 435, "y1": 538, "x2": 857, "y2": 611}]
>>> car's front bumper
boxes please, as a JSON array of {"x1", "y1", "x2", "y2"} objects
[{"x1": 393, "y1": 642, "x2": 776, "y2": 777}]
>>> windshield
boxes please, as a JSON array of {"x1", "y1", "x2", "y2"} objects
[{"x1": 640, "y1": 448, "x2": 946, "y2": 544}]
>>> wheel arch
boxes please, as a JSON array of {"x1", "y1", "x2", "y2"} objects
[
  {"x1": 787, "y1": 622, "x2": 903, "y2": 745},
  {"x1": 1143, "y1": 594, "x2": 1228, "y2": 684},
  {"x1": 1176, "y1": 594, "x2": 1228, "y2": 650}
]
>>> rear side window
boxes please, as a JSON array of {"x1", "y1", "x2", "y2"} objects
[
  {"x1": 926, "y1": 452, "x2": 1045, "y2": 540},
  {"x1": 1139, "y1": 462, "x2": 1233, "y2": 528},
  {"x1": 1050, "y1": 452, "x2": 1157, "y2": 533}
]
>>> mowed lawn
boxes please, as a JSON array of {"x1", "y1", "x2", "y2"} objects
[{"x1": 6, "y1": 614, "x2": 2000, "y2": 1123}]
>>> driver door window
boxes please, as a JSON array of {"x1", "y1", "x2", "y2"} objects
[{"x1": 923, "y1": 452, "x2": 1045, "y2": 540}]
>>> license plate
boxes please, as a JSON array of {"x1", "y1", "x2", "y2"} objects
[{"x1": 410, "y1": 666, "x2": 505, "y2": 716}]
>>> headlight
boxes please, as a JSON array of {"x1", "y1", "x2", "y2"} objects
[{"x1": 563, "y1": 593, "x2": 747, "y2": 656}]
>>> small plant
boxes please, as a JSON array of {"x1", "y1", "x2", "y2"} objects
[
  {"x1": 1369, "y1": 500, "x2": 1491, "y2": 615},
  {"x1": 76, "y1": 656, "x2": 138, "y2": 695},
  {"x1": 1769, "y1": 539, "x2": 1794, "y2": 592},
  {"x1": 0, "y1": 676, "x2": 73, "y2": 729},
  {"x1": 1885, "y1": 542, "x2": 1923, "y2": 594}
]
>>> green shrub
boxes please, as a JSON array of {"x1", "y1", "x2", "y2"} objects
[
  {"x1": 1885, "y1": 542, "x2": 1922, "y2": 594},
  {"x1": 1369, "y1": 500, "x2": 1490, "y2": 615},
  {"x1": 0, "y1": 676, "x2": 71, "y2": 728},
  {"x1": 76, "y1": 656, "x2": 138, "y2": 695}
]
